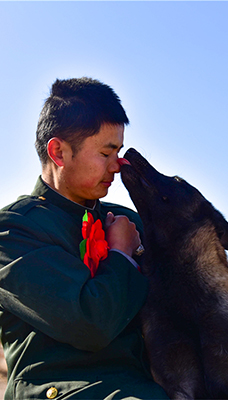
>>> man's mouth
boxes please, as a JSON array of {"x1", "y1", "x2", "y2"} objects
[{"x1": 101, "y1": 181, "x2": 113, "y2": 188}]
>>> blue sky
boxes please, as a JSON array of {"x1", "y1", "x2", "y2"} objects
[{"x1": 0, "y1": 1, "x2": 228, "y2": 220}]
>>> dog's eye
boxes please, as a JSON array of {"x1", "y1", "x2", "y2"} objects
[{"x1": 174, "y1": 176, "x2": 183, "y2": 182}]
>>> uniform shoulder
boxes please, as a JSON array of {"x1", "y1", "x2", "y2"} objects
[{"x1": 1, "y1": 195, "x2": 48, "y2": 216}]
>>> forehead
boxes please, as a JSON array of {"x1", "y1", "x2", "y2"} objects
[{"x1": 85, "y1": 123, "x2": 124, "y2": 150}]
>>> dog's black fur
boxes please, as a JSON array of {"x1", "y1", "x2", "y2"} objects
[{"x1": 121, "y1": 148, "x2": 228, "y2": 400}]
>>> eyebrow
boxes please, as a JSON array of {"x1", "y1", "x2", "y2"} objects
[{"x1": 103, "y1": 143, "x2": 124, "y2": 151}]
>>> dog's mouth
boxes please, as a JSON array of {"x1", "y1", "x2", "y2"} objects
[
  {"x1": 120, "y1": 148, "x2": 158, "y2": 189},
  {"x1": 120, "y1": 148, "x2": 166, "y2": 225}
]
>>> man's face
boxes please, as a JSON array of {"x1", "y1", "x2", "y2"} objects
[{"x1": 60, "y1": 123, "x2": 124, "y2": 205}]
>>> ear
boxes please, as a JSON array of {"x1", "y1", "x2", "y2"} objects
[
  {"x1": 212, "y1": 208, "x2": 228, "y2": 250},
  {"x1": 199, "y1": 201, "x2": 228, "y2": 250},
  {"x1": 47, "y1": 137, "x2": 65, "y2": 167},
  {"x1": 220, "y1": 231, "x2": 228, "y2": 250}
]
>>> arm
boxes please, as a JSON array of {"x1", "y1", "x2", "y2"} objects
[{"x1": 0, "y1": 209, "x2": 148, "y2": 352}]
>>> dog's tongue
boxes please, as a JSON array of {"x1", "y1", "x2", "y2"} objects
[{"x1": 118, "y1": 158, "x2": 131, "y2": 166}]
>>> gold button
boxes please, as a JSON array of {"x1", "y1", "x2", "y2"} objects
[
  {"x1": 38, "y1": 196, "x2": 46, "y2": 201},
  {"x1": 46, "y1": 387, "x2": 58, "y2": 399}
]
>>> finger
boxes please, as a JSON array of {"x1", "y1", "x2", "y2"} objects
[{"x1": 105, "y1": 212, "x2": 115, "y2": 228}]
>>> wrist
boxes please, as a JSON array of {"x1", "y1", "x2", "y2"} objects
[{"x1": 109, "y1": 245, "x2": 133, "y2": 257}]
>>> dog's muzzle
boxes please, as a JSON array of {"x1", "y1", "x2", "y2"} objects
[{"x1": 134, "y1": 244, "x2": 145, "y2": 256}]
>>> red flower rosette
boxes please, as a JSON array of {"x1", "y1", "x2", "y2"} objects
[
  {"x1": 82, "y1": 212, "x2": 94, "y2": 239},
  {"x1": 80, "y1": 211, "x2": 109, "y2": 278}
]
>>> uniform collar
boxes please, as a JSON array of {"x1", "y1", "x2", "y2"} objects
[{"x1": 31, "y1": 176, "x2": 102, "y2": 219}]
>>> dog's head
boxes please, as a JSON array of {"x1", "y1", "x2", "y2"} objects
[{"x1": 121, "y1": 148, "x2": 228, "y2": 250}]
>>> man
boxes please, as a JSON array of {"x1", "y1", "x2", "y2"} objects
[{"x1": 0, "y1": 78, "x2": 169, "y2": 399}]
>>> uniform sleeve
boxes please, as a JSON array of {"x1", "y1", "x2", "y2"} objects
[{"x1": 0, "y1": 210, "x2": 148, "y2": 352}]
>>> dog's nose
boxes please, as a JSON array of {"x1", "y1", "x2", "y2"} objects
[{"x1": 125, "y1": 148, "x2": 138, "y2": 155}]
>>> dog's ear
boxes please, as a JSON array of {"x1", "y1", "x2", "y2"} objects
[
  {"x1": 199, "y1": 201, "x2": 228, "y2": 249},
  {"x1": 212, "y1": 208, "x2": 228, "y2": 250},
  {"x1": 220, "y1": 231, "x2": 228, "y2": 250}
]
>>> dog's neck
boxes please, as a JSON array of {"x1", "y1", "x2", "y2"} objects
[{"x1": 142, "y1": 220, "x2": 228, "y2": 277}]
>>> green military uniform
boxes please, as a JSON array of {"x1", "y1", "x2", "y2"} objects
[{"x1": 0, "y1": 177, "x2": 169, "y2": 400}]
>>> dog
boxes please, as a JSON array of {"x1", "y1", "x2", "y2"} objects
[{"x1": 120, "y1": 148, "x2": 228, "y2": 400}]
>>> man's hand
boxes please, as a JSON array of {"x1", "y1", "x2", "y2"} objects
[{"x1": 105, "y1": 212, "x2": 141, "y2": 257}]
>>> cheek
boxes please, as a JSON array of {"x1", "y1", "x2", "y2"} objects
[{"x1": 76, "y1": 164, "x2": 102, "y2": 188}]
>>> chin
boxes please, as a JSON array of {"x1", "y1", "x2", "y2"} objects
[{"x1": 97, "y1": 188, "x2": 109, "y2": 200}]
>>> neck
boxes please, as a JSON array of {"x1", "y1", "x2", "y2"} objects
[
  {"x1": 41, "y1": 163, "x2": 96, "y2": 209},
  {"x1": 42, "y1": 163, "x2": 61, "y2": 194}
]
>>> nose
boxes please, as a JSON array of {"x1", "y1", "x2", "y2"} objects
[{"x1": 109, "y1": 157, "x2": 121, "y2": 174}]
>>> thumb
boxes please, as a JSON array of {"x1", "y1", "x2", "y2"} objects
[{"x1": 105, "y1": 211, "x2": 115, "y2": 228}]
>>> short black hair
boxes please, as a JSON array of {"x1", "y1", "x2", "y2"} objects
[{"x1": 35, "y1": 77, "x2": 129, "y2": 164}]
